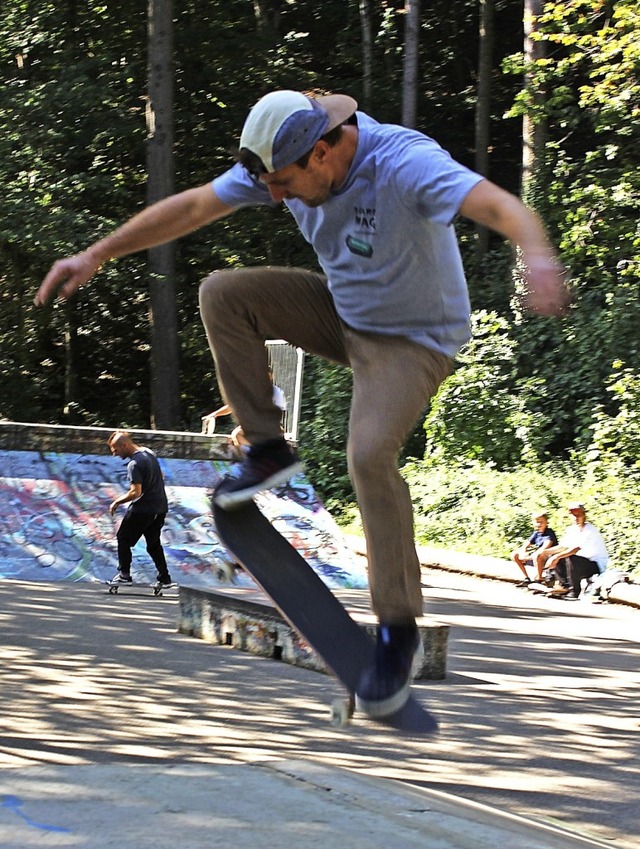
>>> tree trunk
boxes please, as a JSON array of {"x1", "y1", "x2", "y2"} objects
[
  {"x1": 402, "y1": 0, "x2": 420, "y2": 129},
  {"x1": 252, "y1": 0, "x2": 283, "y2": 33},
  {"x1": 359, "y1": 0, "x2": 373, "y2": 111},
  {"x1": 522, "y1": 0, "x2": 546, "y2": 200},
  {"x1": 146, "y1": 0, "x2": 181, "y2": 429},
  {"x1": 474, "y1": 0, "x2": 494, "y2": 262}
]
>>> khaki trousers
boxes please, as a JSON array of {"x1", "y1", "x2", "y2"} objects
[{"x1": 199, "y1": 267, "x2": 452, "y2": 622}]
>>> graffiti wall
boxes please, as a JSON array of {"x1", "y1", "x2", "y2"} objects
[{"x1": 0, "y1": 451, "x2": 368, "y2": 590}]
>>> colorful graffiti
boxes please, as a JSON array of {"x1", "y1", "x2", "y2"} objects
[{"x1": 0, "y1": 451, "x2": 368, "y2": 590}]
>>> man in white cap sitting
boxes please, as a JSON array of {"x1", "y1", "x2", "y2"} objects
[
  {"x1": 544, "y1": 503, "x2": 610, "y2": 598},
  {"x1": 35, "y1": 89, "x2": 569, "y2": 719}
]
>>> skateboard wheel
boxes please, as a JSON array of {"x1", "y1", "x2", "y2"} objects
[
  {"x1": 330, "y1": 698, "x2": 353, "y2": 727},
  {"x1": 109, "y1": 586, "x2": 118, "y2": 595}
]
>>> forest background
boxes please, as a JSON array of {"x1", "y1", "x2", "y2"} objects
[{"x1": 1, "y1": 0, "x2": 638, "y2": 572}]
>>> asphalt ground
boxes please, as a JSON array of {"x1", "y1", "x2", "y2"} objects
[{"x1": 0, "y1": 570, "x2": 637, "y2": 847}]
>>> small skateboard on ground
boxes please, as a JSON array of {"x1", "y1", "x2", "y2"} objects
[
  {"x1": 527, "y1": 580, "x2": 551, "y2": 594},
  {"x1": 213, "y1": 495, "x2": 438, "y2": 735},
  {"x1": 527, "y1": 581, "x2": 577, "y2": 600},
  {"x1": 105, "y1": 580, "x2": 176, "y2": 597},
  {"x1": 215, "y1": 561, "x2": 243, "y2": 584},
  {"x1": 545, "y1": 587, "x2": 577, "y2": 599}
]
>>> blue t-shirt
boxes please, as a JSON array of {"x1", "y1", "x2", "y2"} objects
[
  {"x1": 212, "y1": 112, "x2": 483, "y2": 358},
  {"x1": 127, "y1": 448, "x2": 168, "y2": 514},
  {"x1": 528, "y1": 528, "x2": 558, "y2": 549}
]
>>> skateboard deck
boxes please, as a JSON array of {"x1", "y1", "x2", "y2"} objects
[
  {"x1": 545, "y1": 587, "x2": 576, "y2": 599},
  {"x1": 105, "y1": 580, "x2": 176, "y2": 597},
  {"x1": 527, "y1": 580, "x2": 551, "y2": 594},
  {"x1": 528, "y1": 582, "x2": 577, "y2": 599},
  {"x1": 213, "y1": 497, "x2": 438, "y2": 735}
]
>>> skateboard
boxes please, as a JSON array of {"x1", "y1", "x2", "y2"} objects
[
  {"x1": 545, "y1": 587, "x2": 578, "y2": 599},
  {"x1": 105, "y1": 580, "x2": 176, "y2": 597},
  {"x1": 213, "y1": 495, "x2": 438, "y2": 735},
  {"x1": 527, "y1": 581, "x2": 578, "y2": 599},
  {"x1": 527, "y1": 580, "x2": 551, "y2": 594},
  {"x1": 215, "y1": 561, "x2": 244, "y2": 584}
]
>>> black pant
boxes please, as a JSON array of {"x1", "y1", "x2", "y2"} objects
[
  {"x1": 117, "y1": 510, "x2": 170, "y2": 581},
  {"x1": 554, "y1": 555, "x2": 599, "y2": 597}
]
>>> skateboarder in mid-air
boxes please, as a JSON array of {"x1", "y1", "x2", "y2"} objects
[
  {"x1": 107, "y1": 431, "x2": 172, "y2": 589},
  {"x1": 35, "y1": 89, "x2": 569, "y2": 720}
]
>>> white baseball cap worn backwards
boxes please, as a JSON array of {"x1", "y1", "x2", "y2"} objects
[{"x1": 239, "y1": 90, "x2": 358, "y2": 173}]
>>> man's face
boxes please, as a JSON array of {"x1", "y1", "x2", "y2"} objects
[
  {"x1": 260, "y1": 156, "x2": 333, "y2": 208},
  {"x1": 569, "y1": 508, "x2": 586, "y2": 524},
  {"x1": 109, "y1": 440, "x2": 128, "y2": 459}
]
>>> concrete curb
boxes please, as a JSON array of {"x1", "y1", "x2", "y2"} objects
[{"x1": 273, "y1": 761, "x2": 615, "y2": 849}]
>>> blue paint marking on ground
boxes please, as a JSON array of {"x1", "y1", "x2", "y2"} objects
[{"x1": 1, "y1": 794, "x2": 71, "y2": 833}]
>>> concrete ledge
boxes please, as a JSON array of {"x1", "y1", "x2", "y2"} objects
[
  {"x1": 177, "y1": 585, "x2": 449, "y2": 679},
  {"x1": 0, "y1": 420, "x2": 232, "y2": 460},
  {"x1": 416, "y1": 544, "x2": 516, "y2": 582},
  {"x1": 607, "y1": 580, "x2": 640, "y2": 609},
  {"x1": 346, "y1": 535, "x2": 515, "y2": 582}
]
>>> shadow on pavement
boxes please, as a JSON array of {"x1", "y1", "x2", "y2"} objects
[{"x1": 0, "y1": 577, "x2": 638, "y2": 848}]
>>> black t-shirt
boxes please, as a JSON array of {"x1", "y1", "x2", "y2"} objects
[{"x1": 127, "y1": 448, "x2": 168, "y2": 513}]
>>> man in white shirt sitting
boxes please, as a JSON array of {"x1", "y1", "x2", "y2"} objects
[{"x1": 544, "y1": 502, "x2": 610, "y2": 598}]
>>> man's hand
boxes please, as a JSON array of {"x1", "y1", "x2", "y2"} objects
[
  {"x1": 109, "y1": 500, "x2": 119, "y2": 516},
  {"x1": 34, "y1": 250, "x2": 105, "y2": 306},
  {"x1": 520, "y1": 253, "x2": 571, "y2": 317}
]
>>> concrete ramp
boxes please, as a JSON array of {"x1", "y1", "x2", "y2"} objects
[{"x1": 0, "y1": 448, "x2": 367, "y2": 590}]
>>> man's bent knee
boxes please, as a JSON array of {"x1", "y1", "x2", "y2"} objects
[
  {"x1": 348, "y1": 440, "x2": 398, "y2": 487},
  {"x1": 199, "y1": 269, "x2": 238, "y2": 311}
]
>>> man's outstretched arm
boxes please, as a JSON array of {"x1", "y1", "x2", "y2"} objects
[
  {"x1": 34, "y1": 184, "x2": 234, "y2": 306},
  {"x1": 459, "y1": 179, "x2": 570, "y2": 317}
]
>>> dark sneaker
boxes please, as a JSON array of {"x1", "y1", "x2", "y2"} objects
[
  {"x1": 355, "y1": 623, "x2": 423, "y2": 718},
  {"x1": 156, "y1": 576, "x2": 173, "y2": 588},
  {"x1": 213, "y1": 438, "x2": 302, "y2": 510},
  {"x1": 110, "y1": 572, "x2": 132, "y2": 584},
  {"x1": 516, "y1": 579, "x2": 531, "y2": 588}
]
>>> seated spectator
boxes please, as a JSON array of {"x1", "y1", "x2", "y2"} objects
[
  {"x1": 543, "y1": 503, "x2": 610, "y2": 598},
  {"x1": 511, "y1": 511, "x2": 558, "y2": 587}
]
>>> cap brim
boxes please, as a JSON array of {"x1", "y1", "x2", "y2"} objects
[{"x1": 314, "y1": 94, "x2": 358, "y2": 132}]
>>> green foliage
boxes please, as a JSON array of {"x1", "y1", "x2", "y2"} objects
[
  {"x1": 298, "y1": 357, "x2": 354, "y2": 511},
  {"x1": 503, "y1": 0, "x2": 640, "y2": 456},
  {"x1": 423, "y1": 311, "x2": 551, "y2": 469},
  {"x1": 402, "y1": 455, "x2": 640, "y2": 576},
  {"x1": 0, "y1": 0, "x2": 150, "y2": 424},
  {"x1": 588, "y1": 362, "x2": 640, "y2": 483}
]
